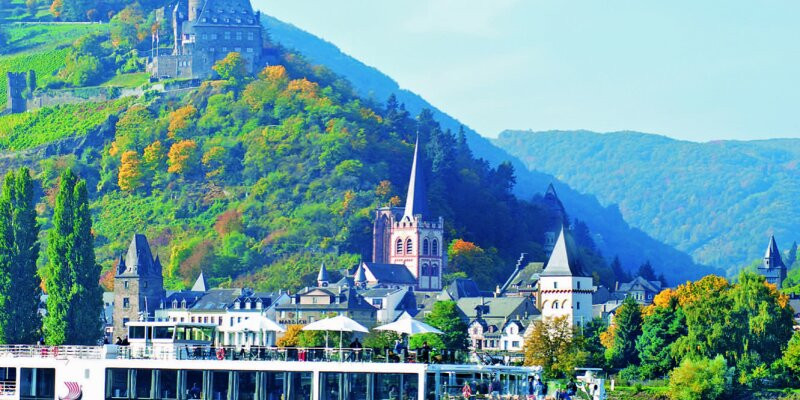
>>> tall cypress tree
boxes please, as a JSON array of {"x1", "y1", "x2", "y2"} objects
[
  {"x1": 44, "y1": 170, "x2": 77, "y2": 345},
  {"x1": 5, "y1": 168, "x2": 42, "y2": 343},
  {"x1": 0, "y1": 174, "x2": 14, "y2": 343},
  {"x1": 69, "y1": 179, "x2": 102, "y2": 345}
]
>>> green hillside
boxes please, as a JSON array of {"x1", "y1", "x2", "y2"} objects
[
  {"x1": 0, "y1": 21, "x2": 617, "y2": 292},
  {"x1": 494, "y1": 130, "x2": 800, "y2": 274}
]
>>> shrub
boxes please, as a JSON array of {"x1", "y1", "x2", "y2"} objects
[
  {"x1": 619, "y1": 365, "x2": 641, "y2": 382},
  {"x1": 668, "y1": 356, "x2": 732, "y2": 400}
]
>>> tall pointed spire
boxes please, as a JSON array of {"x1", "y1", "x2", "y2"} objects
[
  {"x1": 403, "y1": 136, "x2": 430, "y2": 220},
  {"x1": 764, "y1": 235, "x2": 786, "y2": 270},
  {"x1": 191, "y1": 271, "x2": 208, "y2": 292},
  {"x1": 542, "y1": 227, "x2": 589, "y2": 277},
  {"x1": 317, "y1": 262, "x2": 329, "y2": 287}
]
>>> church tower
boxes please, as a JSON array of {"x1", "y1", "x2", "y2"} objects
[
  {"x1": 372, "y1": 138, "x2": 444, "y2": 291},
  {"x1": 537, "y1": 227, "x2": 593, "y2": 326},
  {"x1": 759, "y1": 235, "x2": 787, "y2": 289},
  {"x1": 542, "y1": 183, "x2": 567, "y2": 258},
  {"x1": 113, "y1": 234, "x2": 165, "y2": 337}
]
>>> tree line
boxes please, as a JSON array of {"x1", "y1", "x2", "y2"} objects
[{"x1": 0, "y1": 167, "x2": 103, "y2": 345}]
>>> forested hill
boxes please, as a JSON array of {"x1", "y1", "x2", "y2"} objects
[
  {"x1": 494, "y1": 130, "x2": 800, "y2": 274},
  {"x1": 258, "y1": 14, "x2": 718, "y2": 283}
]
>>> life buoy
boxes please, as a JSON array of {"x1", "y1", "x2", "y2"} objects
[
  {"x1": 216, "y1": 347, "x2": 225, "y2": 360},
  {"x1": 52, "y1": 346, "x2": 59, "y2": 358}
]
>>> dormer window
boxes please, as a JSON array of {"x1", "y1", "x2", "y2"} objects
[
  {"x1": 245, "y1": 300, "x2": 251, "y2": 310},
  {"x1": 234, "y1": 300, "x2": 241, "y2": 309},
  {"x1": 172, "y1": 300, "x2": 178, "y2": 308},
  {"x1": 181, "y1": 299, "x2": 187, "y2": 309},
  {"x1": 202, "y1": 18, "x2": 207, "y2": 22},
  {"x1": 256, "y1": 300, "x2": 263, "y2": 309}
]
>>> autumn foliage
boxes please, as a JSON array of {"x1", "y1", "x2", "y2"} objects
[
  {"x1": 118, "y1": 150, "x2": 142, "y2": 191},
  {"x1": 167, "y1": 105, "x2": 197, "y2": 139},
  {"x1": 167, "y1": 140, "x2": 198, "y2": 175}
]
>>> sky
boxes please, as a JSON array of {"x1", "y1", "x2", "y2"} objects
[{"x1": 256, "y1": 1, "x2": 800, "y2": 142}]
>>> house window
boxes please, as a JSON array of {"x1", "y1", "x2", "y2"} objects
[
  {"x1": 422, "y1": 239, "x2": 429, "y2": 255},
  {"x1": 372, "y1": 299, "x2": 383, "y2": 307},
  {"x1": 396, "y1": 239, "x2": 403, "y2": 254},
  {"x1": 122, "y1": 298, "x2": 130, "y2": 309},
  {"x1": 218, "y1": 317, "x2": 223, "y2": 326},
  {"x1": 553, "y1": 302, "x2": 559, "y2": 309},
  {"x1": 191, "y1": 317, "x2": 195, "y2": 323},
  {"x1": 181, "y1": 300, "x2": 187, "y2": 308},
  {"x1": 124, "y1": 281, "x2": 129, "y2": 289},
  {"x1": 554, "y1": 282, "x2": 558, "y2": 289},
  {"x1": 246, "y1": 47, "x2": 253, "y2": 53},
  {"x1": 512, "y1": 341, "x2": 520, "y2": 348},
  {"x1": 202, "y1": 34, "x2": 207, "y2": 40},
  {"x1": 143, "y1": 281, "x2": 148, "y2": 288},
  {"x1": 222, "y1": 47, "x2": 228, "y2": 52},
  {"x1": 432, "y1": 239, "x2": 438, "y2": 256},
  {"x1": 224, "y1": 32, "x2": 231, "y2": 40},
  {"x1": 236, "y1": 32, "x2": 242, "y2": 40},
  {"x1": 312, "y1": 297, "x2": 318, "y2": 304},
  {"x1": 406, "y1": 238, "x2": 413, "y2": 254},
  {"x1": 576, "y1": 302, "x2": 581, "y2": 310},
  {"x1": 247, "y1": 32, "x2": 254, "y2": 40},
  {"x1": 122, "y1": 318, "x2": 129, "y2": 326},
  {"x1": 234, "y1": 47, "x2": 241, "y2": 52},
  {"x1": 577, "y1": 281, "x2": 581, "y2": 289},
  {"x1": 211, "y1": 33, "x2": 218, "y2": 40}
]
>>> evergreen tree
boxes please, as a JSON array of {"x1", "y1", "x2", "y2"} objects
[
  {"x1": 2, "y1": 169, "x2": 42, "y2": 343},
  {"x1": 610, "y1": 255, "x2": 630, "y2": 283},
  {"x1": 0, "y1": 174, "x2": 13, "y2": 343},
  {"x1": 637, "y1": 260, "x2": 656, "y2": 281},
  {"x1": 44, "y1": 170, "x2": 102, "y2": 345},
  {"x1": 44, "y1": 170, "x2": 77, "y2": 345},
  {"x1": 606, "y1": 295, "x2": 642, "y2": 367},
  {"x1": 69, "y1": 179, "x2": 103, "y2": 344},
  {"x1": 787, "y1": 241, "x2": 798, "y2": 268}
]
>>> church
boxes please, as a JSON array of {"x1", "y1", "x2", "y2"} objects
[{"x1": 364, "y1": 137, "x2": 445, "y2": 291}]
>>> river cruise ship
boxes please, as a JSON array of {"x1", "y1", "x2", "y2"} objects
[{"x1": 0, "y1": 322, "x2": 539, "y2": 400}]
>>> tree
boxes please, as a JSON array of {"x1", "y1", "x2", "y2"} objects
[
  {"x1": 118, "y1": 150, "x2": 143, "y2": 192},
  {"x1": 277, "y1": 324, "x2": 302, "y2": 347},
  {"x1": 524, "y1": 315, "x2": 585, "y2": 377},
  {"x1": 213, "y1": 52, "x2": 247, "y2": 85},
  {"x1": 0, "y1": 175, "x2": 13, "y2": 343},
  {"x1": 637, "y1": 261, "x2": 656, "y2": 281},
  {"x1": 605, "y1": 295, "x2": 642, "y2": 368},
  {"x1": 0, "y1": 169, "x2": 42, "y2": 344},
  {"x1": 167, "y1": 140, "x2": 199, "y2": 175},
  {"x1": 167, "y1": 105, "x2": 197, "y2": 139},
  {"x1": 43, "y1": 170, "x2": 102, "y2": 345},
  {"x1": 49, "y1": 0, "x2": 62, "y2": 18},
  {"x1": 668, "y1": 355, "x2": 731, "y2": 400},
  {"x1": 0, "y1": 29, "x2": 7, "y2": 54},
  {"x1": 424, "y1": 301, "x2": 468, "y2": 350},
  {"x1": 610, "y1": 255, "x2": 630, "y2": 283},
  {"x1": 25, "y1": 0, "x2": 37, "y2": 16},
  {"x1": 787, "y1": 241, "x2": 798, "y2": 268},
  {"x1": 782, "y1": 331, "x2": 800, "y2": 379},
  {"x1": 362, "y1": 330, "x2": 400, "y2": 351},
  {"x1": 447, "y1": 239, "x2": 502, "y2": 289},
  {"x1": 636, "y1": 301, "x2": 686, "y2": 378}
]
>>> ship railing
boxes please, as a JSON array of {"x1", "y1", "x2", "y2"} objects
[
  {"x1": 116, "y1": 345, "x2": 474, "y2": 364},
  {"x1": 0, "y1": 380, "x2": 16, "y2": 398},
  {"x1": 0, "y1": 344, "x2": 103, "y2": 359}
]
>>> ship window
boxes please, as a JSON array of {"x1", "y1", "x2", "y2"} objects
[
  {"x1": 135, "y1": 369, "x2": 154, "y2": 398},
  {"x1": 432, "y1": 239, "x2": 438, "y2": 256},
  {"x1": 129, "y1": 326, "x2": 145, "y2": 339},
  {"x1": 105, "y1": 369, "x2": 128, "y2": 399},
  {"x1": 554, "y1": 282, "x2": 558, "y2": 289}
]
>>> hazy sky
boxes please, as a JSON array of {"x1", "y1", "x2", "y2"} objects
[{"x1": 256, "y1": 1, "x2": 800, "y2": 142}]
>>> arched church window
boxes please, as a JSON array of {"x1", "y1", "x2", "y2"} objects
[
  {"x1": 396, "y1": 239, "x2": 403, "y2": 255},
  {"x1": 432, "y1": 239, "x2": 438, "y2": 256},
  {"x1": 406, "y1": 238, "x2": 413, "y2": 254},
  {"x1": 423, "y1": 239, "x2": 429, "y2": 255},
  {"x1": 421, "y1": 264, "x2": 429, "y2": 276},
  {"x1": 431, "y1": 264, "x2": 439, "y2": 276}
]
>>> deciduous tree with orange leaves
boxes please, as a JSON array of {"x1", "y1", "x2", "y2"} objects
[
  {"x1": 168, "y1": 105, "x2": 197, "y2": 139},
  {"x1": 118, "y1": 150, "x2": 142, "y2": 192},
  {"x1": 167, "y1": 140, "x2": 198, "y2": 175}
]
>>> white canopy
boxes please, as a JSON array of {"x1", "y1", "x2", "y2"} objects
[
  {"x1": 228, "y1": 315, "x2": 286, "y2": 333},
  {"x1": 301, "y1": 315, "x2": 369, "y2": 333},
  {"x1": 374, "y1": 314, "x2": 443, "y2": 335}
]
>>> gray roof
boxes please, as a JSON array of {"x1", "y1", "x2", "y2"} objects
[
  {"x1": 118, "y1": 234, "x2": 161, "y2": 277},
  {"x1": 456, "y1": 297, "x2": 539, "y2": 321},
  {"x1": 363, "y1": 262, "x2": 417, "y2": 285},
  {"x1": 445, "y1": 278, "x2": 482, "y2": 300},
  {"x1": 317, "y1": 263, "x2": 330, "y2": 283},
  {"x1": 354, "y1": 263, "x2": 367, "y2": 283},
  {"x1": 763, "y1": 235, "x2": 786, "y2": 270},
  {"x1": 191, "y1": 271, "x2": 208, "y2": 292},
  {"x1": 617, "y1": 276, "x2": 661, "y2": 294},
  {"x1": 541, "y1": 228, "x2": 589, "y2": 277},
  {"x1": 403, "y1": 136, "x2": 430, "y2": 220},
  {"x1": 277, "y1": 286, "x2": 376, "y2": 312}
]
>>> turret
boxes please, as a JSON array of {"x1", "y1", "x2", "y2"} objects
[
  {"x1": 317, "y1": 263, "x2": 329, "y2": 287},
  {"x1": 188, "y1": 0, "x2": 201, "y2": 21}
]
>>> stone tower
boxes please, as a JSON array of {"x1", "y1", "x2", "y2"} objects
[
  {"x1": 113, "y1": 234, "x2": 165, "y2": 338},
  {"x1": 537, "y1": 227, "x2": 593, "y2": 327},
  {"x1": 759, "y1": 235, "x2": 787, "y2": 289},
  {"x1": 372, "y1": 137, "x2": 444, "y2": 291},
  {"x1": 6, "y1": 72, "x2": 28, "y2": 114},
  {"x1": 542, "y1": 183, "x2": 567, "y2": 258}
]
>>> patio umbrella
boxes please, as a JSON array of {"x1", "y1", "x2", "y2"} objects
[
  {"x1": 230, "y1": 315, "x2": 286, "y2": 346},
  {"x1": 374, "y1": 314, "x2": 443, "y2": 335},
  {"x1": 302, "y1": 315, "x2": 369, "y2": 351}
]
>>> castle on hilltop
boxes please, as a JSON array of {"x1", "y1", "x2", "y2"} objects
[{"x1": 148, "y1": 0, "x2": 264, "y2": 79}]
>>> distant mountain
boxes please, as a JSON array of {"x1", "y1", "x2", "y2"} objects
[
  {"x1": 494, "y1": 130, "x2": 800, "y2": 274},
  {"x1": 261, "y1": 16, "x2": 720, "y2": 283}
]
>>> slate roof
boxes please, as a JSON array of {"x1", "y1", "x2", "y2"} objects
[
  {"x1": 403, "y1": 137, "x2": 430, "y2": 220},
  {"x1": 617, "y1": 276, "x2": 661, "y2": 294},
  {"x1": 500, "y1": 254, "x2": 544, "y2": 294},
  {"x1": 763, "y1": 235, "x2": 786, "y2": 269},
  {"x1": 276, "y1": 286, "x2": 376, "y2": 312},
  {"x1": 317, "y1": 263, "x2": 330, "y2": 283},
  {"x1": 363, "y1": 262, "x2": 417, "y2": 285},
  {"x1": 444, "y1": 278, "x2": 483, "y2": 300},
  {"x1": 118, "y1": 234, "x2": 161, "y2": 277},
  {"x1": 541, "y1": 228, "x2": 590, "y2": 277},
  {"x1": 456, "y1": 297, "x2": 539, "y2": 324},
  {"x1": 191, "y1": 271, "x2": 208, "y2": 292}
]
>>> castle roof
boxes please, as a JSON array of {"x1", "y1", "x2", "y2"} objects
[
  {"x1": 117, "y1": 234, "x2": 161, "y2": 277},
  {"x1": 541, "y1": 227, "x2": 590, "y2": 277},
  {"x1": 763, "y1": 235, "x2": 786, "y2": 270},
  {"x1": 403, "y1": 137, "x2": 430, "y2": 220},
  {"x1": 354, "y1": 263, "x2": 367, "y2": 284},
  {"x1": 317, "y1": 262, "x2": 330, "y2": 283},
  {"x1": 362, "y1": 262, "x2": 418, "y2": 286}
]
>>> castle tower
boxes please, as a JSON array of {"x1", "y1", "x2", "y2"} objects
[
  {"x1": 317, "y1": 263, "x2": 329, "y2": 287},
  {"x1": 759, "y1": 235, "x2": 787, "y2": 289},
  {"x1": 537, "y1": 227, "x2": 593, "y2": 326},
  {"x1": 373, "y1": 138, "x2": 444, "y2": 291},
  {"x1": 187, "y1": 0, "x2": 201, "y2": 21},
  {"x1": 113, "y1": 234, "x2": 165, "y2": 337}
]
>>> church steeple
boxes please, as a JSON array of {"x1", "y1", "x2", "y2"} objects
[
  {"x1": 764, "y1": 235, "x2": 786, "y2": 270},
  {"x1": 403, "y1": 136, "x2": 430, "y2": 220},
  {"x1": 317, "y1": 262, "x2": 329, "y2": 287}
]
